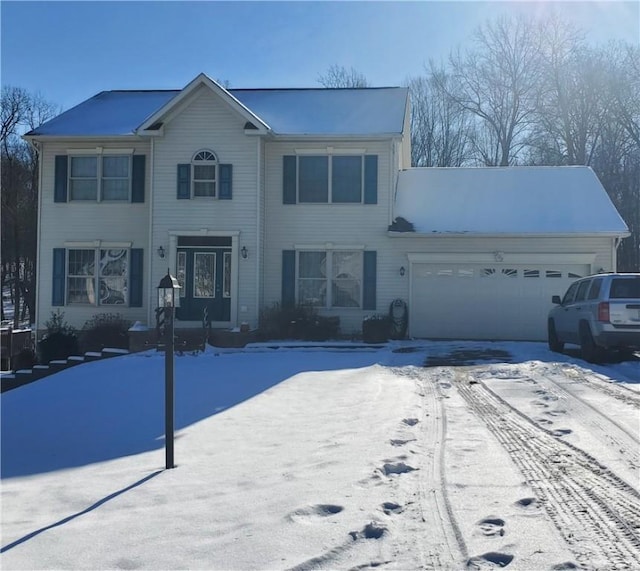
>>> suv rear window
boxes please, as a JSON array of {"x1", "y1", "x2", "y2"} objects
[{"x1": 609, "y1": 278, "x2": 640, "y2": 299}]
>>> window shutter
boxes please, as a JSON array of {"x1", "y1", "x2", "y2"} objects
[
  {"x1": 283, "y1": 156, "x2": 297, "y2": 204},
  {"x1": 129, "y1": 249, "x2": 144, "y2": 307},
  {"x1": 177, "y1": 164, "x2": 191, "y2": 199},
  {"x1": 54, "y1": 156, "x2": 68, "y2": 202},
  {"x1": 52, "y1": 248, "x2": 66, "y2": 306},
  {"x1": 363, "y1": 250, "x2": 377, "y2": 310},
  {"x1": 282, "y1": 250, "x2": 296, "y2": 308},
  {"x1": 131, "y1": 155, "x2": 146, "y2": 203},
  {"x1": 364, "y1": 155, "x2": 378, "y2": 204},
  {"x1": 219, "y1": 164, "x2": 233, "y2": 199}
]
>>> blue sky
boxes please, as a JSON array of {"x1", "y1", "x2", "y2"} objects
[{"x1": 2, "y1": 1, "x2": 638, "y2": 112}]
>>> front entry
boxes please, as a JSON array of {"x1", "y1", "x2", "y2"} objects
[{"x1": 175, "y1": 240, "x2": 232, "y2": 322}]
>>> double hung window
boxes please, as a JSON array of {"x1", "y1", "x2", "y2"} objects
[
  {"x1": 284, "y1": 154, "x2": 378, "y2": 204},
  {"x1": 66, "y1": 248, "x2": 128, "y2": 305},
  {"x1": 297, "y1": 250, "x2": 362, "y2": 308},
  {"x1": 69, "y1": 155, "x2": 131, "y2": 201},
  {"x1": 192, "y1": 150, "x2": 217, "y2": 197}
]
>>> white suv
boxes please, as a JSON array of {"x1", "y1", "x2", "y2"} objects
[{"x1": 548, "y1": 273, "x2": 640, "y2": 362}]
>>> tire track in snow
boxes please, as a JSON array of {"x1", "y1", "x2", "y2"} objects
[
  {"x1": 562, "y1": 364, "x2": 640, "y2": 408},
  {"x1": 528, "y1": 366, "x2": 640, "y2": 479},
  {"x1": 394, "y1": 366, "x2": 467, "y2": 569},
  {"x1": 455, "y1": 368, "x2": 640, "y2": 569}
]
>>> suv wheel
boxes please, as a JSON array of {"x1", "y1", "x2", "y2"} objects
[
  {"x1": 548, "y1": 320, "x2": 564, "y2": 353},
  {"x1": 579, "y1": 323, "x2": 603, "y2": 364}
]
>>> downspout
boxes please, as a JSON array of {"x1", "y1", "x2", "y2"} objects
[
  {"x1": 613, "y1": 236, "x2": 622, "y2": 272},
  {"x1": 255, "y1": 137, "x2": 262, "y2": 327},
  {"x1": 389, "y1": 140, "x2": 396, "y2": 227},
  {"x1": 147, "y1": 137, "x2": 155, "y2": 326},
  {"x1": 34, "y1": 139, "x2": 43, "y2": 337}
]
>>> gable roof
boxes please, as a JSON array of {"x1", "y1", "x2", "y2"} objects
[
  {"x1": 136, "y1": 73, "x2": 270, "y2": 134},
  {"x1": 394, "y1": 166, "x2": 629, "y2": 236},
  {"x1": 26, "y1": 75, "x2": 409, "y2": 138}
]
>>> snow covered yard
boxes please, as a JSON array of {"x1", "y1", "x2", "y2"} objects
[{"x1": 1, "y1": 341, "x2": 638, "y2": 570}]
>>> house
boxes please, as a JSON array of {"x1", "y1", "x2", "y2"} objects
[{"x1": 24, "y1": 73, "x2": 630, "y2": 342}]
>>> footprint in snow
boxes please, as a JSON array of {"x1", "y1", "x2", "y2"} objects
[
  {"x1": 381, "y1": 501, "x2": 403, "y2": 515},
  {"x1": 476, "y1": 517, "x2": 505, "y2": 537},
  {"x1": 380, "y1": 462, "x2": 417, "y2": 476},
  {"x1": 466, "y1": 552, "x2": 514, "y2": 569},
  {"x1": 288, "y1": 504, "x2": 344, "y2": 523},
  {"x1": 349, "y1": 522, "x2": 387, "y2": 541},
  {"x1": 402, "y1": 418, "x2": 419, "y2": 426},
  {"x1": 514, "y1": 497, "x2": 542, "y2": 512},
  {"x1": 551, "y1": 428, "x2": 572, "y2": 437},
  {"x1": 390, "y1": 438, "x2": 415, "y2": 447}
]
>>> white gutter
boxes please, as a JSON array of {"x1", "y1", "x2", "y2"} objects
[{"x1": 387, "y1": 231, "x2": 632, "y2": 239}]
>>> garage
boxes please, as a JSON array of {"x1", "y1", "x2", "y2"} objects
[
  {"x1": 393, "y1": 167, "x2": 630, "y2": 342},
  {"x1": 410, "y1": 261, "x2": 590, "y2": 340}
]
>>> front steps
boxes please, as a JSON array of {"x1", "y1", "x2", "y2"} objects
[{"x1": 0, "y1": 348, "x2": 130, "y2": 393}]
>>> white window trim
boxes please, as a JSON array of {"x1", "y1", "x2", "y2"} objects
[
  {"x1": 296, "y1": 249, "x2": 364, "y2": 309},
  {"x1": 68, "y1": 154, "x2": 133, "y2": 202},
  {"x1": 295, "y1": 154, "x2": 366, "y2": 204},
  {"x1": 65, "y1": 247, "x2": 130, "y2": 306}
]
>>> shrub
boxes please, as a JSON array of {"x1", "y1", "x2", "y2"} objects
[
  {"x1": 80, "y1": 313, "x2": 132, "y2": 353},
  {"x1": 362, "y1": 314, "x2": 390, "y2": 343},
  {"x1": 14, "y1": 347, "x2": 36, "y2": 369},
  {"x1": 258, "y1": 303, "x2": 340, "y2": 341},
  {"x1": 38, "y1": 311, "x2": 79, "y2": 363}
]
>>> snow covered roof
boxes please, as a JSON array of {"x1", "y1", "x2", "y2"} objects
[
  {"x1": 232, "y1": 88, "x2": 408, "y2": 136},
  {"x1": 27, "y1": 85, "x2": 408, "y2": 137},
  {"x1": 394, "y1": 167, "x2": 629, "y2": 235},
  {"x1": 27, "y1": 90, "x2": 180, "y2": 136}
]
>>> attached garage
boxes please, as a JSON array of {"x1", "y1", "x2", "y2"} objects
[
  {"x1": 392, "y1": 167, "x2": 630, "y2": 341},
  {"x1": 409, "y1": 259, "x2": 589, "y2": 340}
]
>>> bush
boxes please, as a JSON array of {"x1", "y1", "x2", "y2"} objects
[
  {"x1": 80, "y1": 313, "x2": 131, "y2": 353},
  {"x1": 259, "y1": 303, "x2": 340, "y2": 341},
  {"x1": 38, "y1": 311, "x2": 79, "y2": 363},
  {"x1": 14, "y1": 347, "x2": 36, "y2": 369},
  {"x1": 362, "y1": 314, "x2": 390, "y2": 343}
]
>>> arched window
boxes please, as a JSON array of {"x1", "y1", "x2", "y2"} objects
[{"x1": 192, "y1": 150, "x2": 217, "y2": 197}]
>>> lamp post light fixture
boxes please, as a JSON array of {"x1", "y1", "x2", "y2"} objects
[
  {"x1": 157, "y1": 245, "x2": 165, "y2": 258},
  {"x1": 241, "y1": 246, "x2": 248, "y2": 259},
  {"x1": 399, "y1": 266, "x2": 406, "y2": 277},
  {"x1": 157, "y1": 269, "x2": 181, "y2": 469}
]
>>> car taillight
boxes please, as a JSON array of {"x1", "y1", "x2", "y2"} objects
[{"x1": 598, "y1": 302, "x2": 610, "y2": 322}]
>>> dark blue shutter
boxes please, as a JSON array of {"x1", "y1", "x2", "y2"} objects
[
  {"x1": 282, "y1": 250, "x2": 296, "y2": 308},
  {"x1": 283, "y1": 156, "x2": 297, "y2": 204},
  {"x1": 131, "y1": 155, "x2": 146, "y2": 203},
  {"x1": 129, "y1": 249, "x2": 144, "y2": 307},
  {"x1": 54, "y1": 156, "x2": 68, "y2": 202},
  {"x1": 52, "y1": 248, "x2": 66, "y2": 306},
  {"x1": 219, "y1": 164, "x2": 232, "y2": 199},
  {"x1": 177, "y1": 164, "x2": 191, "y2": 199},
  {"x1": 364, "y1": 155, "x2": 378, "y2": 204},
  {"x1": 362, "y1": 251, "x2": 377, "y2": 310}
]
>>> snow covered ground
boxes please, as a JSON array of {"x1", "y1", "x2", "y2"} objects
[{"x1": 1, "y1": 341, "x2": 638, "y2": 570}]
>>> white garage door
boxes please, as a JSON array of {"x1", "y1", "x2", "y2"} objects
[{"x1": 410, "y1": 264, "x2": 589, "y2": 340}]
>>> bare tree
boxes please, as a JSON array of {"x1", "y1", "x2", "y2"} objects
[
  {"x1": 1, "y1": 86, "x2": 58, "y2": 325},
  {"x1": 318, "y1": 65, "x2": 369, "y2": 88},
  {"x1": 442, "y1": 15, "x2": 544, "y2": 165},
  {"x1": 407, "y1": 68, "x2": 471, "y2": 167}
]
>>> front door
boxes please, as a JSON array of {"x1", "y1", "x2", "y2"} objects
[{"x1": 176, "y1": 247, "x2": 231, "y2": 322}]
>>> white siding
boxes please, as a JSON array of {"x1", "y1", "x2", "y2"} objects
[
  {"x1": 150, "y1": 86, "x2": 260, "y2": 328},
  {"x1": 262, "y1": 139, "x2": 394, "y2": 334},
  {"x1": 37, "y1": 139, "x2": 151, "y2": 333}
]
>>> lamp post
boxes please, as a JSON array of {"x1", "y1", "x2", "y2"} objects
[{"x1": 157, "y1": 269, "x2": 181, "y2": 469}]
